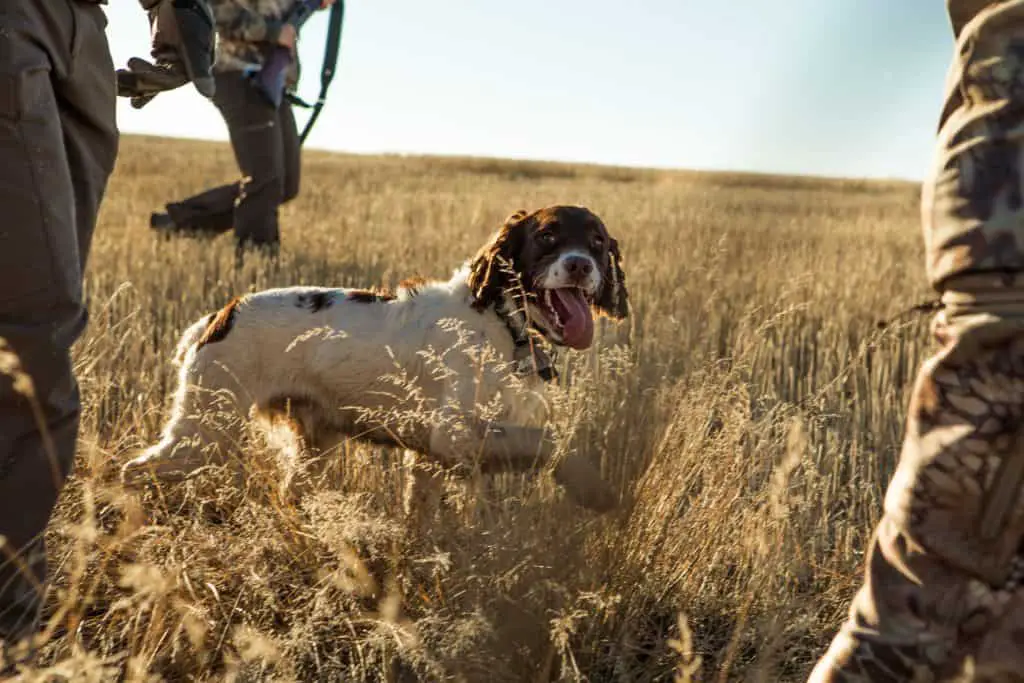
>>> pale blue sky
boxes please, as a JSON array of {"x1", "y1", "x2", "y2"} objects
[{"x1": 106, "y1": 1, "x2": 953, "y2": 181}]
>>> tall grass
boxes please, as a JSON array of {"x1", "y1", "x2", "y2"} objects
[{"x1": 5, "y1": 135, "x2": 930, "y2": 681}]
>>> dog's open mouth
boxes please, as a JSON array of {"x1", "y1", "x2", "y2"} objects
[{"x1": 534, "y1": 287, "x2": 595, "y2": 350}]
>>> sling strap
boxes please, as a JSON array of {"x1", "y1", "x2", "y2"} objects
[{"x1": 288, "y1": 0, "x2": 346, "y2": 145}]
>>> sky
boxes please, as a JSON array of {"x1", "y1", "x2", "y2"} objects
[{"x1": 106, "y1": 1, "x2": 955, "y2": 182}]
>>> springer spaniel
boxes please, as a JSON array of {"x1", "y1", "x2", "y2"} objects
[{"x1": 120, "y1": 205, "x2": 630, "y2": 515}]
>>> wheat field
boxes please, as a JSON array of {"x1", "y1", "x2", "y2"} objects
[{"x1": 7, "y1": 134, "x2": 934, "y2": 681}]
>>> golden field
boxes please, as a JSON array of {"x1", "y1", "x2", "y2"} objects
[{"x1": 8, "y1": 134, "x2": 933, "y2": 681}]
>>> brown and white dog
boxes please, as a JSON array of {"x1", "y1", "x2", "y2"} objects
[{"x1": 120, "y1": 205, "x2": 629, "y2": 514}]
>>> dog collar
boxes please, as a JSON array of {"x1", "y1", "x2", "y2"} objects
[
  {"x1": 496, "y1": 299, "x2": 559, "y2": 382},
  {"x1": 513, "y1": 336, "x2": 558, "y2": 382}
]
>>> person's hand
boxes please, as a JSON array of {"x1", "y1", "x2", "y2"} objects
[
  {"x1": 320, "y1": 0, "x2": 336, "y2": 8},
  {"x1": 117, "y1": 58, "x2": 189, "y2": 109},
  {"x1": 277, "y1": 23, "x2": 297, "y2": 51}
]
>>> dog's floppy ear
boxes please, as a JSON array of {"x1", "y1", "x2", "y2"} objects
[
  {"x1": 467, "y1": 209, "x2": 530, "y2": 310},
  {"x1": 594, "y1": 237, "x2": 629, "y2": 319}
]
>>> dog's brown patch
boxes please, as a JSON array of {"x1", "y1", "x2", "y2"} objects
[
  {"x1": 256, "y1": 395, "x2": 325, "y2": 447},
  {"x1": 398, "y1": 276, "x2": 428, "y2": 297},
  {"x1": 196, "y1": 297, "x2": 242, "y2": 350},
  {"x1": 295, "y1": 291, "x2": 335, "y2": 313},
  {"x1": 346, "y1": 288, "x2": 396, "y2": 303}
]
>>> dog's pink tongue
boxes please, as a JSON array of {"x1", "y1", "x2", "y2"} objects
[{"x1": 551, "y1": 288, "x2": 594, "y2": 349}]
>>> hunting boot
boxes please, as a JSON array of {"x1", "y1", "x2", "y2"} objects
[
  {"x1": 810, "y1": 1, "x2": 1024, "y2": 680},
  {"x1": 117, "y1": 0, "x2": 216, "y2": 108}
]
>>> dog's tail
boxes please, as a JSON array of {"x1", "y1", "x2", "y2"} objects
[{"x1": 174, "y1": 315, "x2": 214, "y2": 366}]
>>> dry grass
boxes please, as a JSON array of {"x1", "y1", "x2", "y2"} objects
[{"x1": 4, "y1": 134, "x2": 931, "y2": 681}]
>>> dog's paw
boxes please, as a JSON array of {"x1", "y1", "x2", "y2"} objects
[
  {"x1": 552, "y1": 452, "x2": 617, "y2": 513},
  {"x1": 119, "y1": 451, "x2": 167, "y2": 488},
  {"x1": 119, "y1": 444, "x2": 199, "y2": 488}
]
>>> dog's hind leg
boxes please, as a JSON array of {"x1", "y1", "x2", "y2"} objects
[{"x1": 121, "y1": 316, "x2": 251, "y2": 486}]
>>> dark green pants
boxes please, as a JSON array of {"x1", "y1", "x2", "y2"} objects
[
  {"x1": 165, "y1": 70, "x2": 301, "y2": 249},
  {"x1": 0, "y1": 0, "x2": 118, "y2": 645}
]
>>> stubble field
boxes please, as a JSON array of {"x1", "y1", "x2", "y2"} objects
[{"x1": 12, "y1": 134, "x2": 932, "y2": 681}]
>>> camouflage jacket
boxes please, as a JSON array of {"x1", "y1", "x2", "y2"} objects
[{"x1": 209, "y1": 0, "x2": 302, "y2": 85}]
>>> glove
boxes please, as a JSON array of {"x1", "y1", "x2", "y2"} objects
[
  {"x1": 116, "y1": 57, "x2": 190, "y2": 109},
  {"x1": 116, "y1": 0, "x2": 217, "y2": 109}
]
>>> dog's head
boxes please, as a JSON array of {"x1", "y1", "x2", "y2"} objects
[{"x1": 466, "y1": 205, "x2": 629, "y2": 350}]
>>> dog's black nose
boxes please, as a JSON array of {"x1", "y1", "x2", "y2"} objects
[{"x1": 564, "y1": 255, "x2": 594, "y2": 278}]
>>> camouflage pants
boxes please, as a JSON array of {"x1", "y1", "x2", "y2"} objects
[{"x1": 810, "y1": 1, "x2": 1024, "y2": 680}]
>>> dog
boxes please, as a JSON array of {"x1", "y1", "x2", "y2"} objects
[{"x1": 120, "y1": 205, "x2": 630, "y2": 515}]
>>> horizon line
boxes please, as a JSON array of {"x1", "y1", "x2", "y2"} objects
[{"x1": 118, "y1": 131, "x2": 926, "y2": 187}]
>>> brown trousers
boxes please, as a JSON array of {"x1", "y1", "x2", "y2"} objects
[
  {"x1": 0, "y1": 0, "x2": 118, "y2": 646},
  {"x1": 812, "y1": 1, "x2": 1024, "y2": 680},
  {"x1": 164, "y1": 70, "x2": 301, "y2": 249}
]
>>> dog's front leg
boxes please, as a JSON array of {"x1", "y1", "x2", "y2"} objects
[
  {"x1": 427, "y1": 414, "x2": 614, "y2": 512},
  {"x1": 471, "y1": 420, "x2": 616, "y2": 513},
  {"x1": 426, "y1": 372, "x2": 616, "y2": 513}
]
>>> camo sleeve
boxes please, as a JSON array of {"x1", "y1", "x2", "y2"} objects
[{"x1": 208, "y1": 0, "x2": 284, "y2": 43}]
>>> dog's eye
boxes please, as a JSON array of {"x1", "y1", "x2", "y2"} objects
[
  {"x1": 591, "y1": 235, "x2": 605, "y2": 249},
  {"x1": 536, "y1": 232, "x2": 557, "y2": 247}
]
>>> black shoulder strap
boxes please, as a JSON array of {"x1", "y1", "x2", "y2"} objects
[{"x1": 293, "y1": 0, "x2": 345, "y2": 145}]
